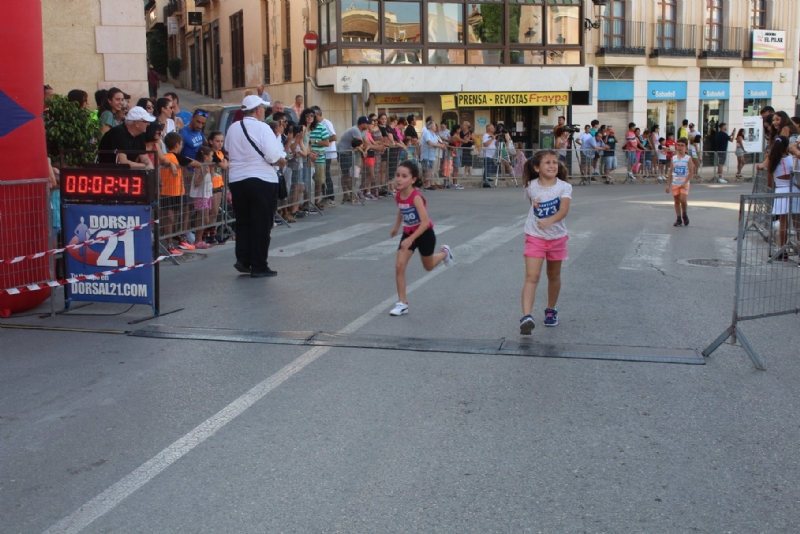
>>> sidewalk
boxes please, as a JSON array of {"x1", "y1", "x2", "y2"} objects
[{"x1": 157, "y1": 81, "x2": 222, "y2": 109}]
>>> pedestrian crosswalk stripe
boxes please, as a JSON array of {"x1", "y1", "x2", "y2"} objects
[
  {"x1": 337, "y1": 226, "x2": 455, "y2": 260},
  {"x1": 620, "y1": 233, "x2": 671, "y2": 271},
  {"x1": 271, "y1": 223, "x2": 390, "y2": 257},
  {"x1": 454, "y1": 219, "x2": 525, "y2": 264}
]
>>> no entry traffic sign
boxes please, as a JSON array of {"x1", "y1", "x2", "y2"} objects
[{"x1": 303, "y1": 32, "x2": 319, "y2": 51}]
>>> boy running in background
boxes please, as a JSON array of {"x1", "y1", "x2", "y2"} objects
[{"x1": 667, "y1": 138, "x2": 694, "y2": 227}]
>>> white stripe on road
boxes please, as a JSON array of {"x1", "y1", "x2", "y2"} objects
[
  {"x1": 563, "y1": 231, "x2": 592, "y2": 264},
  {"x1": 270, "y1": 223, "x2": 389, "y2": 257},
  {"x1": 619, "y1": 233, "x2": 671, "y2": 271},
  {"x1": 338, "y1": 226, "x2": 455, "y2": 260},
  {"x1": 455, "y1": 219, "x2": 525, "y2": 264},
  {"x1": 42, "y1": 218, "x2": 520, "y2": 534}
]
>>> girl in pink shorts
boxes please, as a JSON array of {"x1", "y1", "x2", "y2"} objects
[
  {"x1": 190, "y1": 147, "x2": 214, "y2": 249},
  {"x1": 519, "y1": 149, "x2": 572, "y2": 335}
]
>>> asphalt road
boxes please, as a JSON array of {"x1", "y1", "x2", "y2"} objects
[{"x1": 2, "y1": 181, "x2": 799, "y2": 533}]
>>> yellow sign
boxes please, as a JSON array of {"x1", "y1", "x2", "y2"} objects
[
  {"x1": 457, "y1": 92, "x2": 569, "y2": 107},
  {"x1": 376, "y1": 95, "x2": 409, "y2": 104},
  {"x1": 440, "y1": 94, "x2": 457, "y2": 110}
]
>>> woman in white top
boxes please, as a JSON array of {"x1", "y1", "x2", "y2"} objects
[{"x1": 766, "y1": 136, "x2": 799, "y2": 260}]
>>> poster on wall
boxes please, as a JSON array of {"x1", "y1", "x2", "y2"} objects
[
  {"x1": 752, "y1": 30, "x2": 786, "y2": 60},
  {"x1": 167, "y1": 17, "x2": 179, "y2": 35},
  {"x1": 741, "y1": 116, "x2": 763, "y2": 154}
]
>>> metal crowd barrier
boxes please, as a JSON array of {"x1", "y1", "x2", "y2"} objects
[
  {"x1": 703, "y1": 191, "x2": 800, "y2": 369},
  {"x1": 0, "y1": 178, "x2": 57, "y2": 315}
]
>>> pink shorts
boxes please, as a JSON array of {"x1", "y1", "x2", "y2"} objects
[
  {"x1": 524, "y1": 234, "x2": 569, "y2": 261},
  {"x1": 193, "y1": 197, "x2": 212, "y2": 210}
]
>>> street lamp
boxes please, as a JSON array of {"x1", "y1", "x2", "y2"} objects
[{"x1": 584, "y1": 0, "x2": 607, "y2": 31}]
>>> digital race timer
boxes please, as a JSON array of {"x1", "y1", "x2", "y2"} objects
[{"x1": 61, "y1": 169, "x2": 154, "y2": 204}]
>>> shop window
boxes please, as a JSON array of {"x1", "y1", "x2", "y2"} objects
[
  {"x1": 341, "y1": 1, "x2": 380, "y2": 42},
  {"x1": 547, "y1": 6, "x2": 580, "y2": 45},
  {"x1": 428, "y1": 49, "x2": 466, "y2": 65},
  {"x1": 468, "y1": 49, "x2": 504, "y2": 65},
  {"x1": 509, "y1": 5, "x2": 543, "y2": 45},
  {"x1": 510, "y1": 50, "x2": 545, "y2": 65},
  {"x1": 428, "y1": 3, "x2": 463, "y2": 43},
  {"x1": 384, "y1": 2, "x2": 421, "y2": 43},
  {"x1": 468, "y1": 3, "x2": 503, "y2": 44},
  {"x1": 385, "y1": 49, "x2": 422, "y2": 65},
  {"x1": 546, "y1": 50, "x2": 581, "y2": 65},
  {"x1": 341, "y1": 49, "x2": 382, "y2": 64}
]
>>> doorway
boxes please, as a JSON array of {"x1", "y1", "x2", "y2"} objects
[
  {"x1": 647, "y1": 100, "x2": 676, "y2": 137},
  {"x1": 702, "y1": 99, "x2": 727, "y2": 164}
]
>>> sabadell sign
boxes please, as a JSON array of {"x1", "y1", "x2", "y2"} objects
[
  {"x1": 703, "y1": 90, "x2": 726, "y2": 98},
  {"x1": 652, "y1": 90, "x2": 676, "y2": 98}
]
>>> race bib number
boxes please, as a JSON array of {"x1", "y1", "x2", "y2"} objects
[{"x1": 534, "y1": 197, "x2": 561, "y2": 219}]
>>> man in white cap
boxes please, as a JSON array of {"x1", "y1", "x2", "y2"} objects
[
  {"x1": 97, "y1": 106, "x2": 155, "y2": 169},
  {"x1": 224, "y1": 95, "x2": 286, "y2": 277}
]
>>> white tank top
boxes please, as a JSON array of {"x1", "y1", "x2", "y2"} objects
[{"x1": 773, "y1": 155, "x2": 796, "y2": 189}]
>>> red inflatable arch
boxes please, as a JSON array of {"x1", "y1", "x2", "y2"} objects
[{"x1": 0, "y1": 2, "x2": 52, "y2": 316}]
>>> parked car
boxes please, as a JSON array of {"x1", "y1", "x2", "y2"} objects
[{"x1": 191, "y1": 104, "x2": 240, "y2": 137}]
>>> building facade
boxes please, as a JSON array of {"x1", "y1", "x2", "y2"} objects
[
  {"x1": 179, "y1": 0, "x2": 799, "y2": 148},
  {"x1": 43, "y1": 0, "x2": 148, "y2": 104}
]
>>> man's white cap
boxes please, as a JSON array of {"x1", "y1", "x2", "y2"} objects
[
  {"x1": 126, "y1": 106, "x2": 156, "y2": 122},
  {"x1": 242, "y1": 94, "x2": 268, "y2": 111}
]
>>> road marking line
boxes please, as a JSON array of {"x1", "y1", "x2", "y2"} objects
[
  {"x1": 338, "y1": 226, "x2": 455, "y2": 260},
  {"x1": 42, "y1": 219, "x2": 523, "y2": 534},
  {"x1": 271, "y1": 223, "x2": 390, "y2": 257},
  {"x1": 619, "y1": 233, "x2": 671, "y2": 271}
]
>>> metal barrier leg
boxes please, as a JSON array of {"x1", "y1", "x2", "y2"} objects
[
  {"x1": 702, "y1": 325, "x2": 734, "y2": 357},
  {"x1": 735, "y1": 325, "x2": 766, "y2": 370},
  {"x1": 159, "y1": 242, "x2": 181, "y2": 266}
]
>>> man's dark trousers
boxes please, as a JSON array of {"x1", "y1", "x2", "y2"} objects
[{"x1": 229, "y1": 178, "x2": 278, "y2": 273}]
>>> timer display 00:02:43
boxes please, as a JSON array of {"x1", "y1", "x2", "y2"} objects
[{"x1": 64, "y1": 174, "x2": 144, "y2": 196}]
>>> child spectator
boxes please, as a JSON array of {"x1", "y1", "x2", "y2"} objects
[
  {"x1": 735, "y1": 130, "x2": 746, "y2": 178},
  {"x1": 189, "y1": 147, "x2": 214, "y2": 249},
  {"x1": 161, "y1": 131, "x2": 201, "y2": 254},
  {"x1": 208, "y1": 131, "x2": 229, "y2": 243},
  {"x1": 657, "y1": 137, "x2": 668, "y2": 182},
  {"x1": 513, "y1": 143, "x2": 527, "y2": 178}
]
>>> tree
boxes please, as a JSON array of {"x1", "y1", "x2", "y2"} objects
[
  {"x1": 147, "y1": 26, "x2": 169, "y2": 76},
  {"x1": 44, "y1": 95, "x2": 99, "y2": 167}
]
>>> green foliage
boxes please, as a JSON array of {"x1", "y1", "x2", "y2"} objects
[
  {"x1": 147, "y1": 27, "x2": 169, "y2": 76},
  {"x1": 44, "y1": 95, "x2": 99, "y2": 167},
  {"x1": 473, "y1": 5, "x2": 503, "y2": 44},
  {"x1": 168, "y1": 57, "x2": 182, "y2": 80}
]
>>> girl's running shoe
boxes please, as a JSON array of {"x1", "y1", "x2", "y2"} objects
[
  {"x1": 179, "y1": 240, "x2": 195, "y2": 250},
  {"x1": 167, "y1": 243, "x2": 183, "y2": 256},
  {"x1": 682, "y1": 212, "x2": 689, "y2": 226},
  {"x1": 519, "y1": 315, "x2": 535, "y2": 335},
  {"x1": 544, "y1": 308, "x2": 558, "y2": 327},
  {"x1": 441, "y1": 245, "x2": 454, "y2": 267},
  {"x1": 390, "y1": 302, "x2": 409, "y2": 316}
]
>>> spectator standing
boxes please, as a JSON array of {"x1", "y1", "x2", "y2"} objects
[
  {"x1": 97, "y1": 106, "x2": 155, "y2": 169},
  {"x1": 455, "y1": 121, "x2": 475, "y2": 179},
  {"x1": 338, "y1": 116, "x2": 371, "y2": 202},
  {"x1": 179, "y1": 110, "x2": 208, "y2": 160},
  {"x1": 421, "y1": 120, "x2": 446, "y2": 190},
  {"x1": 688, "y1": 123, "x2": 702, "y2": 175},
  {"x1": 165, "y1": 92, "x2": 192, "y2": 127},
  {"x1": 603, "y1": 127, "x2": 617, "y2": 184},
  {"x1": 714, "y1": 123, "x2": 737, "y2": 182},
  {"x1": 290, "y1": 95, "x2": 304, "y2": 121},
  {"x1": 256, "y1": 84, "x2": 271, "y2": 103},
  {"x1": 225, "y1": 95, "x2": 285, "y2": 277},
  {"x1": 481, "y1": 124, "x2": 497, "y2": 187},
  {"x1": 315, "y1": 106, "x2": 338, "y2": 205},
  {"x1": 271, "y1": 100, "x2": 298, "y2": 125},
  {"x1": 404, "y1": 115, "x2": 419, "y2": 141},
  {"x1": 307, "y1": 108, "x2": 331, "y2": 211},
  {"x1": 148, "y1": 64, "x2": 160, "y2": 98},
  {"x1": 98, "y1": 87, "x2": 125, "y2": 136},
  {"x1": 67, "y1": 90, "x2": 89, "y2": 108},
  {"x1": 624, "y1": 123, "x2": 639, "y2": 182},
  {"x1": 576, "y1": 125, "x2": 595, "y2": 181}
]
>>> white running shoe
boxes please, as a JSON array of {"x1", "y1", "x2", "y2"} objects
[
  {"x1": 717, "y1": 178, "x2": 728, "y2": 183},
  {"x1": 453, "y1": 184, "x2": 465, "y2": 190},
  {"x1": 442, "y1": 245, "x2": 454, "y2": 267},
  {"x1": 390, "y1": 302, "x2": 409, "y2": 316}
]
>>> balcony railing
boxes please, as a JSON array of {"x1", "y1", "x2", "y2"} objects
[
  {"x1": 650, "y1": 23, "x2": 698, "y2": 58},
  {"x1": 283, "y1": 49, "x2": 292, "y2": 82},
  {"x1": 700, "y1": 26, "x2": 744, "y2": 59},
  {"x1": 264, "y1": 54, "x2": 271, "y2": 85},
  {"x1": 164, "y1": 0, "x2": 181, "y2": 18},
  {"x1": 597, "y1": 21, "x2": 646, "y2": 57}
]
